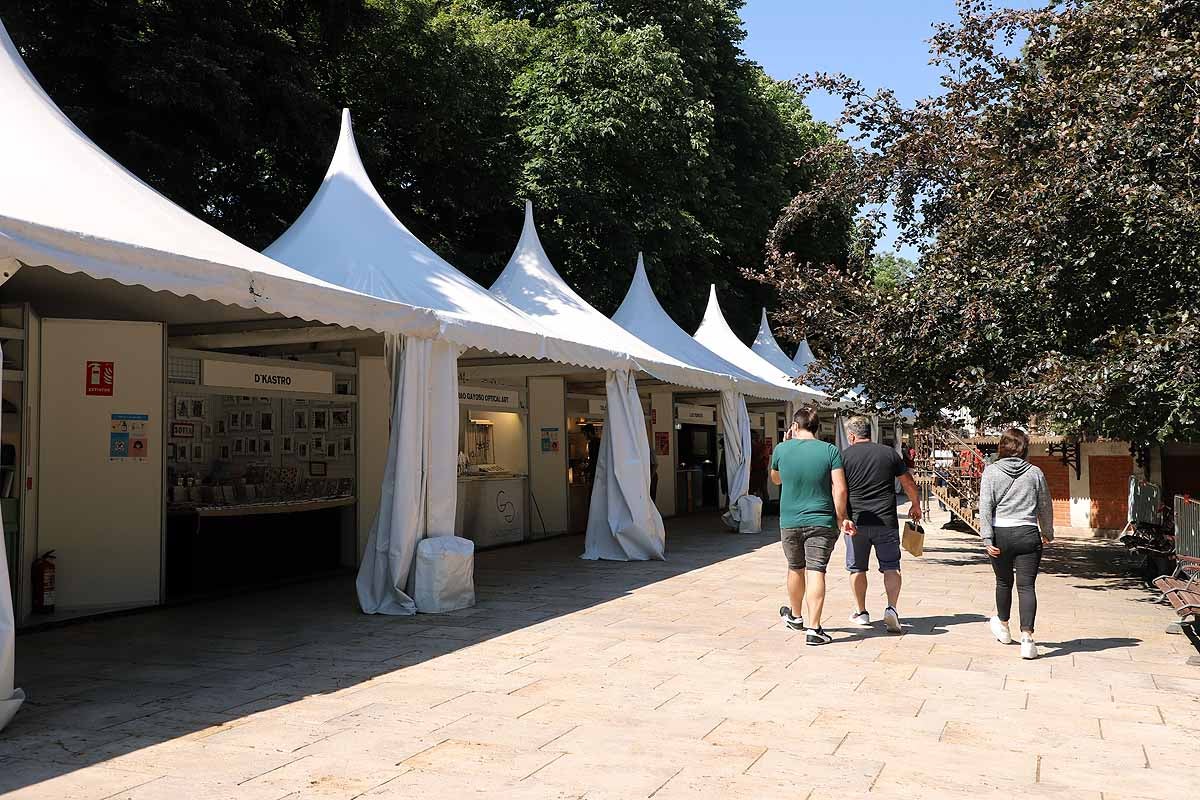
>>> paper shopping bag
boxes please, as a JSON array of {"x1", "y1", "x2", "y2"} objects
[{"x1": 902, "y1": 521, "x2": 925, "y2": 557}]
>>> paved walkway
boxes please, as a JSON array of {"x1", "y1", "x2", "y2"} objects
[{"x1": 2, "y1": 510, "x2": 1197, "y2": 799}]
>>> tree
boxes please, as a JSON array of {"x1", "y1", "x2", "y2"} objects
[{"x1": 761, "y1": 0, "x2": 1200, "y2": 444}]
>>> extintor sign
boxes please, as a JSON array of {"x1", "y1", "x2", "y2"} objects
[{"x1": 85, "y1": 361, "x2": 114, "y2": 396}]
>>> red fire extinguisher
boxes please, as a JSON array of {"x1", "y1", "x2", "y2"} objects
[{"x1": 32, "y1": 550, "x2": 55, "y2": 614}]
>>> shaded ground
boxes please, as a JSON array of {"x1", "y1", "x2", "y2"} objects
[{"x1": 1, "y1": 509, "x2": 1197, "y2": 799}]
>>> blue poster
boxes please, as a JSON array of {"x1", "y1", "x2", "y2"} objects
[{"x1": 110, "y1": 413, "x2": 150, "y2": 462}]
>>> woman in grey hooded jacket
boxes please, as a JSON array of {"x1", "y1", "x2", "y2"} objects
[{"x1": 978, "y1": 427, "x2": 1054, "y2": 659}]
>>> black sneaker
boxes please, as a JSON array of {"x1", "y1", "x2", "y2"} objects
[
  {"x1": 779, "y1": 606, "x2": 804, "y2": 631},
  {"x1": 805, "y1": 627, "x2": 833, "y2": 646}
]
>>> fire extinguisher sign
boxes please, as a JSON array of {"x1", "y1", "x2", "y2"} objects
[{"x1": 86, "y1": 360, "x2": 114, "y2": 396}]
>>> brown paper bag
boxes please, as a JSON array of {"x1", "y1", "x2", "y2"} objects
[{"x1": 902, "y1": 521, "x2": 925, "y2": 557}]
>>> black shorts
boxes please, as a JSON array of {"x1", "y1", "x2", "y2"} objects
[{"x1": 781, "y1": 526, "x2": 838, "y2": 573}]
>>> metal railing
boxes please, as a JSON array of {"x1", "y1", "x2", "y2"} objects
[
  {"x1": 1128, "y1": 476, "x2": 1165, "y2": 527},
  {"x1": 1174, "y1": 495, "x2": 1200, "y2": 567},
  {"x1": 912, "y1": 427, "x2": 986, "y2": 534}
]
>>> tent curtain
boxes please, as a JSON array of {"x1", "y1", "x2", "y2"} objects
[
  {"x1": 582, "y1": 370, "x2": 665, "y2": 561},
  {"x1": 0, "y1": 346, "x2": 23, "y2": 731},
  {"x1": 357, "y1": 333, "x2": 460, "y2": 614},
  {"x1": 870, "y1": 415, "x2": 882, "y2": 443},
  {"x1": 719, "y1": 391, "x2": 752, "y2": 527},
  {"x1": 835, "y1": 413, "x2": 850, "y2": 451}
]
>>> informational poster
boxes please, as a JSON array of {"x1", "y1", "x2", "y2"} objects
[
  {"x1": 540, "y1": 426, "x2": 560, "y2": 453},
  {"x1": 110, "y1": 413, "x2": 149, "y2": 462},
  {"x1": 655, "y1": 431, "x2": 671, "y2": 456},
  {"x1": 85, "y1": 360, "x2": 114, "y2": 396}
]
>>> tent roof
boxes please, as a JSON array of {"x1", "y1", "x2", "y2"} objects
[
  {"x1": 491, "y1": 202, "x2": 714, "y2": 383},
  {"x1": 0, "y1": 21, "x2": 436, "y2": 337},
  {"x1": 264, "y1": 109, "x2": 556, "y2": 358},
  {"x1": 613, "y1": 256, "x2": 795, "y2": 401},
  {"x1": 694, "y1": 287, "x2": 825, "y2": 404},
  {"x1": 751, "y1": 309, "x2": 830, "y2": 399},
  {"x1": 793, "y1": 339, "x2": 817, "y2": 373}
]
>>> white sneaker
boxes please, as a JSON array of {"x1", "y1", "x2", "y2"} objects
[
  {"x1": 990, "y1": 616, "x2": 1012, "y2": 644},
  {"x1": 884, "y1": 606, "x2": 902, "y2": 633},
  {"x1": 849, "y1": 610, "x2": 871, "y2": 626},
  {"x1": 1021, "y1": 635, "x2": 1038, "y2": 660}
]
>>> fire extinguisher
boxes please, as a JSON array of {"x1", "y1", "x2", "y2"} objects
[{"x1": 31, "y1": 550, "x2": 55, "y2": 614}]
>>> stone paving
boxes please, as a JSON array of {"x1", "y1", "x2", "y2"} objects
[{"x1": 2, "y1": 509, "x2": 1197, "y2": 799}]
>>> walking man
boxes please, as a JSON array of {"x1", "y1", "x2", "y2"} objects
[
  {"x1": 841, "y1": 416, "x2": 922, "y2": 632},
  {"x1": 772, "y1": 406, "x2": 855, "y2": 645}
]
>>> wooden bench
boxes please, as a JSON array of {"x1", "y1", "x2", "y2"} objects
[{"x1": 1153, "y1": 570, "x2": 1200, "y2": 622}]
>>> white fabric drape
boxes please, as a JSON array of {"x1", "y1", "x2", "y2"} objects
[
  {"x1": 582, "y1": 370, "x2": 665, "y2": 561},
  {"x1": 0, "y1": 346, "x2": 23, "y2": 731},
  {"x1": 357, "y1": 334, "x2": 460, "y2": 614},
  {"x1": 870, "y1": 415, "x2": 882, "y2": 443},
  {"x1": 719, "y1": 391, "x2": 752, "y2": 529},
  {"x1": 835, "y1": 413, "x2": 850, "y2": 451}
]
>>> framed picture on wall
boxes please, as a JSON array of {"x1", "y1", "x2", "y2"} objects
[
  {"x1": 297, "y1": 439, "x2": 309, "y2": 459},
  {"x1": 259, "y1": 411, "x2": 274, "y2": 433},
  {"x1": 260, "y1": 438, "x2": 273, "y2": 457},
  {"x1": 335, "y1": 378, "x2": 353, "y2": 396},
  {"x1": 228, "y1": 412, "x2": 241, "y2": 431},
  {"x1": 311, "y1": 409, "x2": 329, "y2": 432},
  {"x1": 246, "y1": 437, "x2": 259, "y2": 455},
  {"x1": 242, "y1": 411, "x2": 256, "y2": 430},
  {"x1": 310, "y1": 434, "x2": 325, "y2": 454},
  {"x1": 176, "y1": 443, "x2": 189, "y2": 461},
  {"x1": 326, "y1": 442, "x2": 338, "y2": 459},
  {"x1": 174, "y1": 397, "x2": 190, "y2": 420},
  {"x1": 332, "y1": 407, "x2": 352, "y2": 429},
  {"x1": 190, "y1": 399, "x2": 206, "y2": 420},
  {"x1": 339, "y1": 435, "x2": 354, "y2": 457},
  {"x1": 293, "y1": 409, "x2": 308, "y2": 431},
  {"x1": 281, "y1": 435, "x2": 294, "y2": 455},
  {"x1": 216, "y1": 419, "x2": 226, "y2": 435},
  {"x1": 232, "y1": 437, "x2": 245, "y2": 455},
  {"x1": 219, "y1": 443, "x2": 231, "y2": 461},
  {"x1": 309, "y1": 461, "x2": 327, "y2": 477},
  {"x1": 167, "y1": 442, "x2": 177, "y2": 461},
  {"x1": 202, "y1": 423, "x2": 214, "y2": 438},
  {"x1": 191, "y1": 443, "x2": 205, "y2": 463}
]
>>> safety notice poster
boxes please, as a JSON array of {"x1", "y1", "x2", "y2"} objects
[
  {"x1": 540, "y1": 426, "x2": 560, "y2": 453},
  {"x1": 110, "y1": 413, "x2": 150, "y2": 461}
]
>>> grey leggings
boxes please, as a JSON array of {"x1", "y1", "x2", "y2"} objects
[{"x1": 990, "y1": 525, "x2": 1043, "y2": 632}]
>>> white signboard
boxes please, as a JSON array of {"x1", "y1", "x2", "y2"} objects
[
  {"x1": 675, "y1": 403, "x2": 716, "y2": 425},
  {"x1": 458, "y1": 385, "x2": 520, "y2": 409},
  {"x1": 587, "y1": 397, "x2": 607, "y2": 415},
  {"x1": 202, "y1": 359, "x2": 333, "y2": 395}
]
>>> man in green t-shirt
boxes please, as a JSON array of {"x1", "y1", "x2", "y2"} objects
[{"x1": 770, "y1": 406, "x2": 855, "y2": 645}]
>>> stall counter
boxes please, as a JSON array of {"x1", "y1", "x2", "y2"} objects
[{"x1": 456, "y1": 474, "x2": 528, "y2": 548}]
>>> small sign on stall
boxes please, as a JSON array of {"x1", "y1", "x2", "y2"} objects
[
  {"x1": 85, "y1": 361, "x2": 114, "y2": 396},
  {"x1": 110, "y1": 413, "x2": 149, "y2": 462},
  {"x1": 655, "y1": 431, "x2": 671, "y2": 456},
  {"x1": 540, "y1": 427, "x2": 560, "y2": 453}
]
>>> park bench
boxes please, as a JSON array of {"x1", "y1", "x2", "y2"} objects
[{"x1": 1152, "y1": 496, "x2": 1200, "y2": 662}]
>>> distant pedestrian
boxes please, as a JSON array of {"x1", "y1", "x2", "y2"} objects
[
  {"x1": 749, "y1": 429, "x2": 770, "y2": 502},
  {"x1": 841, "y1": 416, "x2": 922, "y2": 633},
  {"x1": 979, "y1": 427, "x2": 1054, "y2": 659},
  {"x1": 772, "y1": 406, "x2": 856, "y2": 645}
]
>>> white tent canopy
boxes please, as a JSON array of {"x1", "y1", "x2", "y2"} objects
[
  {"x1": 0, "y1": 22, "x2": 436, "y2": 337},
  {"x1": 612, "y1": 256, "x2": 797, "y2": 402},
  {"x1": 264, "y1": 110, "x2": 557, "y2": 359},
  {"x1": 793, "y1": 339, "x2": 817, "y2": 374},
  {"x1": 492, "y1": 203, "x2": 722, "y2": 386},
  {"x1": 694, "y1": 287, "x2": 824, "y2": 404},
  {"x1": 751, "y1": 309, "x2": 830, "y2": 400}
]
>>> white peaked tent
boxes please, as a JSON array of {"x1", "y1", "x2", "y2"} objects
[
  {"x1": 793, "y1": 339, "x2": 817, "y2": 374},
  {"x1": 694, "y1": 288, "x2": 822, "y2": 530},
  {"x1": 752, "y1": 309, "x2": 834, "y2": 400},
  {"x1": 0, "y1": 350, "x2": 20, "y2": 732},
  {"x1": 264, "y1": 111, "x2": 589, "y2": 614},
  {"x1": 0, "y1": 23, "x2": 437, "y2": 338},
  {"x1": 493, "y1": 204, "x2": 703, "y2": 560}
]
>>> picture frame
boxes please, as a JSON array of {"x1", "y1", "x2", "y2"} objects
[
  {"x1": 339, "y1": 435, "x2": 354, "y2": 457},
  {"x1": 216, "y1": 419, "x2": 226, "y2": 435},
  {"x1": 292, "y1": 409, "x2": 308, "y2": 431},
  {"x1": 260, "y1": 438, "x2": 273, "y2": 457},
  {"x1": 174, "y1": 397, "x2": 190, "y2": 420},
  {"x1": 259, "y1": 411, "x2": 274, "y2": 433},
  {"x1": 242, "y1": 411, "x2": 257, "y2": 431},
  {"x1": 176, "y1": 443, "x2": 189, "y2": 461},
  {"x1": 326, "y1": 442, "x2": 338, "y2": 459},
  {"x1": 219, "y1": 443, "x2": 231, "y2": 461},
  {"x1": 281, "y1": 435, "x2": 294, "y2": 455},
  {"x1": 167, "y1": 442, "x2": 177, "y2": 461},
  {"x1": 246, "y1": 437, "x2": 258, "y2": 455},
  {"x1": 311, "y1": 409, "x2": 329, "y2": 432},
  {"x1": 191, "y1": 443, "x2": 205, "y2": 463},
  {"x1": 228, "y1": 412, "x2": 241, "y2": 431},
  {"x1": 232, "y1": 437, "x2": 245, "y2": 455},
  {"x1": 296, "y1": 439, "x2": 309, "y2": 459},
  {"x1": 190, "y1": 399, "x2": 206, "y2": 420},
  {"x1": 310, "y1": 434, "x2": 325, "y2": 454},
  {"x1": 202, "y1": 423, "x2": 214, "y2": 438},
  {"x1": 335, "y1": 378, "x2": 353, "y2": 396},
  {"x1": 332, "y1": 407, "x2": 352, "y2": 429},
  {"x1": 309, "y1": 461, "x2": 327, "y2": 477}
]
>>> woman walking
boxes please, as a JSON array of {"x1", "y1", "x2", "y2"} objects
[{"x1": 978, "y1": 428, "x2": 1054, "y2": 659}]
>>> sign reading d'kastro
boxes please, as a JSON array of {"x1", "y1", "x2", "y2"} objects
[{"x1": 202, "y1": 360, "x2": 333, "y2": 395}]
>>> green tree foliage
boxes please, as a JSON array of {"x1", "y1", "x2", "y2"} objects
[
  {"x1": 3, "y1": 0, "x2": 843, "y2": 337},
  {"x1": 762, "y1": 0, "x2": 1200, "y2": 444}
]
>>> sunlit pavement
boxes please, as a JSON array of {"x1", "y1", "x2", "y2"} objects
[{"x1": 2, "y1": 509, "x2": 1197, "y2": 799}]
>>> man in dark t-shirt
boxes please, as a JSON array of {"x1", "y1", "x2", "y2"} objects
[{"x1": 841, "y1": 416, "x2": 922, "y2": 633}]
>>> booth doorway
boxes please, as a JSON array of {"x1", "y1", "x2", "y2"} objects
[{"x1": 677, "y1": 423, "x2": 718, "y2": 512}]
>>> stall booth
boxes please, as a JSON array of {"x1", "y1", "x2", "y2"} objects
[{"x1": 455, "y1": 382, "x2": 530, "y2": 548}]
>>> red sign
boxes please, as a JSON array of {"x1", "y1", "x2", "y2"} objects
[{"x1": 85, "y1": 361, "x2": 114, "y2": 396}]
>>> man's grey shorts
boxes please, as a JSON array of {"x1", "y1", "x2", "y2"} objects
[
  {"x1": 845, "y1": 525, "x2": 902, "y2": 573},
  {"x1": 781, "y1": 526, "x2": 838, "y2": 573}
]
